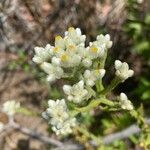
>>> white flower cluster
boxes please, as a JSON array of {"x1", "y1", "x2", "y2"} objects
[
  {"x1": 44, "y1": 99, "x2": 76, "y2": 135},
  {"x1": 33, "y1": 27, "x2": 112, "y2": 83},
  {"x1": 41, "y1": 62, "x2": 64, "y2": 82},
  {"x1": 33, "y1": 27, "x2": 135, "y2": 136},
  {"x1": 63, "y1": 80, "x2": 88, "y2": 104},
  {"x1": 119, "y1": 93, "x2": 133, "y2": 110},
  {"x1": 84, "y1": 69, "x2": 106, "y2": 87},
  {"x1": 2, "y1": 100, "x2": 20, "y2": 116},
  {"x1": 32, "y1": 44, "x2": 53, "y2": 64},
  {"x1": 115, "y1": 60, "x2": 134, "y2": 81}
]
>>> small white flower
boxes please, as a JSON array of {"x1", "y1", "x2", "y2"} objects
[
  {"x1": 65, "y1": 38, "x2": 76, "y2": 50},
  {"x1": 32, "y1": 44, "x2": 53, "y2": 64},
  {"x1": 88, "y1": 43, "x2": 105, "y2": 59},
  {"x1": 77, "y1": 46, "x2": 93, "y2": 67},
  {"x1": 2, "y1": 100, "x2": 20, "y2": 116},
  {"x1": 115, "y1": 60, "x2": 134, "y2": 81},
  {"x1": 0, "y1": 122, "x2": 4, "y2": 132},
  {"x1": 82, "y1": 58, "x2": 92, "y2": 68},
  {"x1": 46, "y1": 99, "x2": 69, "y2": 127},
  {"x1": 65, "y1": 27, "x2": 86, "y2": 45},
  {"x1": 63, "y1": 80, "x2": 88, "y2": 104},
  {"x1": 83, "y1": 69, "x2": 106, "y2": 87},
  {"x1": 59, "y1": 52, "x2": 81, "y2": 68},
  {"x1": 119, "y1": 93, "x2": 133, "y2": 110},
  {"x1": 52, "y1": 118, "x2": 76, "y2": 135},
  {"x1": 52, "y1": 46, "x2": 64, "y2": 57},
  {"x1": 55, "y1": 35, "x2": 66, "y2": 50},
  {"x1": 44, "y1": 99, "x2": 76, "y2": 135},
  {"x1": 51, "y1": 57, "x2": 61, "y2": 66},
  {"x1": 41, "y1": 62, "x2": 64, "y2": 82},
  {"x1": 96, "y1": 34, "x2": 112, "y2": 49}
]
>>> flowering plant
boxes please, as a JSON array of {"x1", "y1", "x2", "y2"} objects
[
  {"x1": 33, "y1": 27, "x2": 134, "y2": 136},
  {"x1": 0, "y1": 27, "x2": 149, "y2": 149}
]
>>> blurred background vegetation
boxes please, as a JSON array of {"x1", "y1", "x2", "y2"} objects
[{"x1": 0, "y1": 0, "x2": 150, "y2": 149}]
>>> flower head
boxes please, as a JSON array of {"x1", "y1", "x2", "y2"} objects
[
  {"x1": 44, "y1": 99, "x2": 76, "y2": 135},
  {"x1": 52, "y1": 118, "x2": 76, "y2": 135},
  {"x1": 96, "y1": 34, "x2": 112, "y2": 49},
  {"x1": 88, "y1": 41, "x2": 106, "y2": 59},
  {"x1": 119, "y1": 93, "x2": 133, "y2": 110},
  {"x1": 32, "y1": 44, "x2": 53, "y2": 64},
  {"x1": 2, "y1": 100, "x2": 20, "y2": 116},
  {"x1": 41, "y1": 62, "x2": 64, "y2": 82},
  {"x1": 65, "y1": 27, "x2": 86, "y2": 45},
  {"x1": 46, "y1": 99, "x2": 69, "y2": 127},
  {"x1": 55, "y1": 35, "x2": 66, "y2": 49},
  {"x1": 82, "y1": 58, "x2": 92, "y2": 68},
  {"x1": 115, "y1": 60, "x2": 134, "y2": 81},
  {"x1": 59, "y1": 52, "x2": 81, "y2": 68},
  {"x1": 83, "y1": 69, "x2": 106, "y2": 87},
  {"x1": 63, "y1": 80, "x2": 88, "y2": 104}
]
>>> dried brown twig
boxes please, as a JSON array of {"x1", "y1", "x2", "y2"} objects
[
  {"x1": 1, "y1": 116, "x2": 150, "y2": 149},
  {"x1": 0, "y1": 117, "x2": 83, "y2": 150}
]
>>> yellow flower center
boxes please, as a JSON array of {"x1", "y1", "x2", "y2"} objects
[
  {"x1": 90, "y1": 46, "x2": 98, "y2": 53},
  {"x1": 94, "y1": 69, "x2": 100, "y2": 75},
  {"x1": 61, "y1": 54, "x2": 68, "y2": 62},
  {"x1": 55, "y1": 35, "x2": 62, "y2": 41},
  {"x1": 68, "y1": 45, "x2": 75, "y2": 51},
  {"x1": 53, "y1": 47, "x2": 59, "y2": 52},
  {"x1": 68, "y1": 27, "x2": 75, "y2": 32}
]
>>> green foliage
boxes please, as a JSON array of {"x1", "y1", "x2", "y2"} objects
[
  {"x1": 135, "y1": 78, "x2": 150, "y2": 101},
  {"x1": 124, "y1": 0, "x2": 150, "y2": 108},
  {"x1": 48, "y1": 86, "x2": 63, "y2": 99},
  {"x1": 98, "y1": 140, "x2": 126, "y2": 150},
  {"x1": 8, "y1": 50, "x2": 30, "y2": 72},
  {"x1": 7, "y1": 50, "x2": 47, "y2": 83},
  {"x1": 124, "y1": 1, "x2": 150, "y2": 60}
]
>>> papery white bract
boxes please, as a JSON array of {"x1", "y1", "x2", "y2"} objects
[
  {"x1": 41, "y1": 62, "x2": 64, "y2": 82},
  {"x1": 32, "y1": 44, "x2": 53, "y2": 64},
  {"x1": 52, "y1": 118, "x2": 76, "y2": 135},
  {"x1": 63, "y1": 80, "x2": 88, "y2": 104},
  {"x1": 96, "y1": 34, "x2": 112, "y2": 49},
  {"x1": 2, "y1": 100, "x2": 20, "y2": 116},
  {"x1": 82, "y1": 57, "x2": 92, "y2": 68},
  {"x1": 51, "y1": 57, "x2": 61, "y2": 66},
  {"x1": 115, "y1": 60, "x2": 134, "y2": 81},
  {"x1": 55, "y1": 35, "x2": 66, "y2": 50},
  {"x1": 119, "y1": 93, "x2": 133, "y2": 110},
  {"x1": 83, "y1": 69, "x2": 106, "y2": 87},
  {"x1": 65, "y1": 27, "x2": 86, "y2": 45}
]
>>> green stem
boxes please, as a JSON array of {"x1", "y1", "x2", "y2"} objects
[
  {"x1": 96, "y1": 79, "x2": 104, "y2": 93},
  {"x1": 99, "y1": 50, "x2": 108, "y2": 69},
  {"x1": 16, "y1": 107, "x2": 38, "y2": 116},
  {"x1": 100, "y1": 77, "x2": 121, "y2": 95},
  {"x1": 74, "y1": 98, "x2": 114, "y2": 113},
  {"x1": 96, "y1": 50, "x2": 108, "y2": 93}
]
